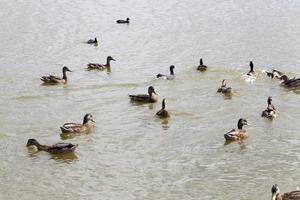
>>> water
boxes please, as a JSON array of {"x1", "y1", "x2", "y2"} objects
[{"x1": 1, "y1": 0, "x2": 300, "y2": 199}]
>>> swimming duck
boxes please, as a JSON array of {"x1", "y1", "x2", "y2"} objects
[
  {"x1": 157, "y1": 65, "x2": 175, "y2": 80},
  {"x1": 116, "y1": 18, "x2": 130, "y2": 23},
  {"x1": 224, "y1": 118, "x2": 249, "y2": 141},
  {"x1": 129, "y1": 86, "x2": 158, "y2": 103},
  {"x1": 87, "y1": 56, "x2": 116, "y2": 70},
  {"x1": 271, "y1": 184, "x2": 300, "y2": 200},
  {"x1": 265, "y1": 69, "x2": 284, "y2": 79},
  {"x1": 156, "y1": 98, "x2": 170, "y2": 118},
  {"x1": 280, "y1": 75, "x2": 300, "y2": 88},
  {"x1": 197, "y1": 58, "x2": 207, "y2": 71},
  {"x1": 87, "y1": 37, "x2": 98, "y2": 44},
  {"x1": 247, "y1": 61, "x2": 256, "y2": 76},
  {"x1": 60, "y1": 113, "x2": 95, "y2": 133},
  {"x1": 40, "y1": 66, "x2": 72, "y2": 84},
  {"x1": 26, "y1": 139, "x2": 78, "y2": 154},
  {"x1": 261, "y1": 96, "x2": 278, "y2": 119},
  {"x1": 217, "y1": 79, "x2": 232, "y2": 94}
]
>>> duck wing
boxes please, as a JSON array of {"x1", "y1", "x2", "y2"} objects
[
  {"x1": 60, "y1": 123, "x2": 84, "y2": 133},
  {"x1": 129, "y1": 94, "x2": 150, "y2": 102},
  {"x1": 285, "y1": 78, "x2": 300, "y2": 87},
  {"x1": 40, "y1": 75, "x2": 63, "y2": 83},
  {"x1": 281, "y1": 190, "x2": 300, "y2": 200},
  {"x1": 47, "y1": 143, "x2": 78, "y2": 153},
  {"x1": 87, "y1": 63, "x2": 106, "y2": 70},
  {"x1": 224, "y1": 129, "x2": 239, "y2": 141}
]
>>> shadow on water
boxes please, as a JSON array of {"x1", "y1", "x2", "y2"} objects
[{"x1": 26, "y1": 147, "x2": 78, "y2": 162}]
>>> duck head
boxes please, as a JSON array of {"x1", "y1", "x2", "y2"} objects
[
  {"x1": 83, "y1": 113, "x2": 95, "y2": 124},
  {"x1": 268, "y1": 96, "x2": 272, "y2": 105},
  {"x1": 249, "y1": 61, "x2": 254, "y2": 72},
  {"x1": 271, "y1": 184, "x2": 280, "y2": 200},
  {"x1": 26, "y1": 139, "x2": 41, "y2": 147},
  {"x1": 148, "y1": 86, "x2": 157, "y2": 96},
  {"x1": 170, "y1": 65, "x2": 175, "y2": 75},
  {"x1": 221, "y1": 79, "x2": 227, "y2": 87},
  {"x1": 62, "y1": 66, "x2": 72, "y2": 73},
  {"x1": 107, "y1": 56, "x2": 116, "y2": 61},
  {"x1": 94, "y1": 37, "x2": 98, "y2": 43},
  {"x1": 126, "y1": 17, "x2": 130, "y2": 22},
  {"x1": 237, "y1": 118, "x2": 248, "y2": 129},
  {"x1": 280, "y1": 75, "x2": 289, "y2": 82},
  {"x1": 200, "y1": 58, "x2": 203, "y2": 65}
]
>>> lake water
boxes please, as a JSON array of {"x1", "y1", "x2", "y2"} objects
[{"x1": 1, "y1": 0, "x2": 300, "y2": 199}]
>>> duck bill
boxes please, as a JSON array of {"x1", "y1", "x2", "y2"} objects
[
  {"x1": 91, "y1": 119, "x2": 96, "y2": 123},
  {"x1": 111, "y1": 58, "x2": 116, "y2": 61}
]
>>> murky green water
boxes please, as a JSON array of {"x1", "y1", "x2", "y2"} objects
[{"x1": 1, "y1": 0, "x2": 300, "y2": 199}]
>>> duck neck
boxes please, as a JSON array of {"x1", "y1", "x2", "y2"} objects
[
  {"x1": 237, "y1": 122, "x2": 243, "y2": 130},
  {"x1": 170, "y1": 67, "x2": 174, "y2": 75},
  {"x1": 34, "y1": 142, "x2": 48, "y2": 151},
  {"x1": 83, "y1": 116, "x2": 89, "y2": 125},
  {"x1": 162, "y1": 100, "x2": 165, "y2": 110},
  {"x1": 62, "y1": 69, "x2": 67, "y2": 81},
  {"x1": 106, "y1": 58, "x2": 111, "y2": 67},
  {"x1": 268, "y1": 99, "x2": 272, "y2": 105},
  {"x1": 200, "y1": 59, "x2": 203, "y2": 65}
]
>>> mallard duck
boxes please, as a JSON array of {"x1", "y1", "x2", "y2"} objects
[
  {"x1": 156, "y1": 98, "x2": 170, "y2": 118},
  {"x1": 129, "y1": 86, "x2": 158, "y2": 103},
  {"x1": 60, "y1": 113, "x2": 95, "y2": 133},
  {"x1": 261, "y1": 96, "x2": 278, "y2": 119},
  {"x1": 280, "y1": 75, "x2": 300, "y2": 88},
  {"x1": 247, "y1": 61, "x2": 256, "y2": 76},
  {"x1": 116, "y1": 18, "x2": 130, "y2": 23},
  {"x1": 157, "y1": 65, "x2": 175, "y2": 80},
  {"x1": 87, "y1": 56, "x2": 116, "y2": 70},
  {"x1": 224, "y1": 118, "x2": 249, "y2": 141},
  {"x1": 40, "y1": 66, "x2": 72, "y2": 84},
  {"x1": 26, "y1": 139, "x2": 78, "y2": 154},
  {"x1": 265, "y1": 69, "x2": 284, "y2": 79},
  {"x1": 271, "y1": 184, "x2": 300, "y2": 200},
  {"x1": 197, "y1": 58, "x2": 207, "y2": 71},
  {"x1": 217, "y1": 79, "x2": 232, "y2": 94},
  {"x1": 87, "y1": 37, "x2": 98, "y2": 44}
]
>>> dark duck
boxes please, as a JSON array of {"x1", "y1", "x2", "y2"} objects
[{"x1": 129, "y1": 86, "x2": 158, "y2": 103}]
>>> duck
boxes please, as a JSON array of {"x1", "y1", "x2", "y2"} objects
[
  {"x1": 129, "y1": 86, "x2": 158, "y2": 103},
  {"x1": 280, "y1": 75, "x2": 300, "y2": 88},
  {"x1": 60, "y1": 113, "x2": 95, "y2": 133},
  {"x1": 116, "y1": 18, "x2": 130, "y2": 24},
  {"x1": 157, "y1": 65, "x2": 175, "y2": 80},
  {"x1": 197, "y1": 58, "x2": 207, "y2": 71},
  {"x1": 265, "y1": 69, "x2": 284, "y2": 79},
  {"x1": 247, "y1": 61, "x2": 256, "y2": 76},
  {"x1": 271, "y1": 184, "x2": 300, "y2": 200},
  {"x1": 261, "y1": 96, "x2": 278, "y2": 119},
  {"x1": 224, "y1": 118, "x2": 249, "y2": 141},
  {"x1": 40, "y1": 66, "x2": 72, "y2": 84},
  {"x1": 87, "y1": 37, "x2": 98, "y2": 44},
  {"x1": 26, "y1": 139, "x2": 78, "y2": 154},
  {"x1": 156, "y1": 98, "x2": 170, "y2": 118},
  {"x1": 87, "y1": 56, "x2": 116, "y2": 70},
  {"x1": 217, "y1": 79, "x2": 232, "y2": 94}
]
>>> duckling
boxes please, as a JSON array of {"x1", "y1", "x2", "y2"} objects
[
  {"x1": 157, "y1": 65, "x2": 175, "y2": 80},
  {"x1": 247, "y1": 61, "x2": 256, "y2": 76},
  {"x1": 40, "y1": 66, "x2": 72, "y2": 84},
  {"x1": 156, "y1": 98, "x2": 170, "y2": 118},
  {"x1": 271, "y1": 184, "x2": 300, "y2": 200},
  {"x1": 116, "y1": 18, "x2": 130, "y2": 24},
  {"x1": 87, "y1": 37, "x2": 98, "y2": 44},
  {"x1": 129, "y1": 86, "x2": 158, "y2": 103},
  {"x1": 217, "y1": 79, "x2": 232, "y2": 94},
  {"x1": 87, "y1": 56, "x2": 116, "y2": 70},
  {"x1": 197, "y1": 58, "x2": 207, "y2": 71},
  {"x1": 261, "y1": 96, "x2": 278, "y2": 119},
  {"x1": 60, "y1": 113, "x2": 95, "y2": 133},
  {"x1": 224, "y1": 118, "x2": 249, "y2": 141},
  {"x1": 280, "y1": 75, "x2": 300, "y2": 88},
  {"x1": 26, "y1": 139, "x2": 78, "y2": 154}
]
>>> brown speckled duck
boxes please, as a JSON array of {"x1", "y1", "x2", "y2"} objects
[
  {"x1": 26, "y1": 139, "x2": 78, "y2": 154},
  {"x1": 224, "y1": 118, "x2": 249, "y2": 141},
  {"x1": 217, "y1": 79, "x2": 232, "y2": 94},
  {"x1": 60, "y1": 114, "x2": 95, "y2": 133},
  {"x1": 265, "y1": 69, "x2": 284, "y2": 79},
  {"x1": 87, "y1": 56, "x2": 116, "y2": 70},
  {"x1": 197, "y1": 58, "x2": 207, "y2": 71},
  {"x1": 271, "y1": 184, "x2": 300, "y2": 200},
  {"x1": 129, "y1": 86, "x2": 158, "y2": 103},
  {"x1": 40, "y1": 66, "x2": 72, "y2": 84},
  {"x1": 156, "y1": 98, "x2": 170, "y2": 118},
  {"x1": 280, "y1": 75, "x2": 300, "y2": 88},
  {"x1": 261, "y1": 96, "x2": 278, "y2": 119}
]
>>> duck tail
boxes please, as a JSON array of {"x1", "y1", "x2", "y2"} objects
[{"x1": 156, "y1": 74, "x2": 164, "y2": 78}]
